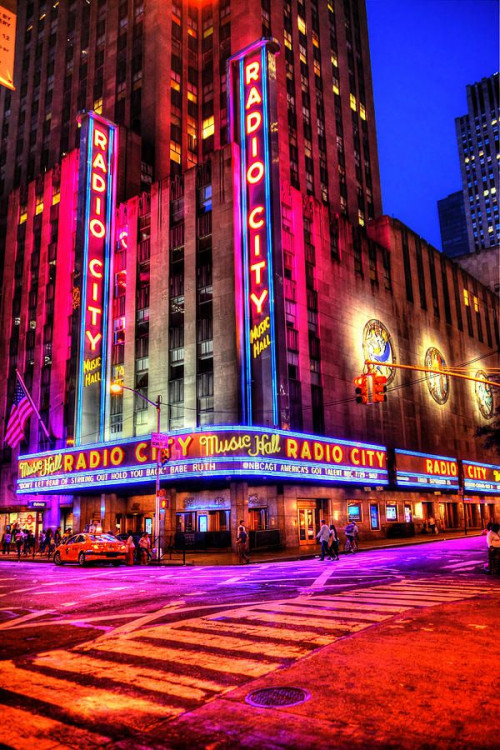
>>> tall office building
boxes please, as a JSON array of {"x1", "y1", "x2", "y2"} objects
[
  {"x1": 437, "y1": 191, "x2": 470, "y2": 258},
  {"x1": 0, "y1": 0, "x2": 382, "y2": 223},
  {"x1": 1, "y1": 2, "x2": 498, "y2": 549},
  {"x1": 455, "y1": 73, "x2": 499, "y2": 253}
]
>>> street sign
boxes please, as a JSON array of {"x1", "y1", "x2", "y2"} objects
[
  {"x1": 28, "y1": 500, "x2": 47, "y2": 508},
  {"x1": 151, "y1": 432, "x2": 169, "y2": 449}
]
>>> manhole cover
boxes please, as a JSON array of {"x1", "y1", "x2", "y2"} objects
[{"x1": 245, "y1": 687, "x2": 310, "y2": 708}]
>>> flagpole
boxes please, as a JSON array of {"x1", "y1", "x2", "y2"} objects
[{"x1": 15, "y1": 369, "x2": 51, "y2": 441}]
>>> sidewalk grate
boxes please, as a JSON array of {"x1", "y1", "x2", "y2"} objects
[{"x1": 245, "y1": 687, "x2": 310, "y2": 709}]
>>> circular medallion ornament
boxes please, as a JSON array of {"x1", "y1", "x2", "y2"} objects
[
  {"x1": 362, "y1": 319, "x2": 396, "y2": 385},
  {"x1": 424, "y1": 347, "x2": 449, "y2": 405},
  {"x1": 475, "y1": 370, "x2": 493, "y2": 419}
]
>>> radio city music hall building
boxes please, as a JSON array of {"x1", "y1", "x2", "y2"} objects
[{"x1": 0, "y1": 0, "x2": 498, "y2": 551}]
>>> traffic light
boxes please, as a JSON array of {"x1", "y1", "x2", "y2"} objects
[
  {"x1": 160, "y1": 448, "x2": 169, "y2": 466},
  {"x1": 354, "y1": 375, "x2": 369, "y2": 404},
  {"x1": 373, "y1": 375, "x2": 388, "y2": 403}
]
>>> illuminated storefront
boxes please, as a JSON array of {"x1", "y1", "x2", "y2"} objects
[{"x1": 15, "y1": 428, "x2": 500, "y2": 546}]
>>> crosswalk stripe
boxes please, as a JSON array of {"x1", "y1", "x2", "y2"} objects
[
  {"x1": 222, "y1": 610, "x2": 369, "y2": 631},
  {"x1": 139, "y1": 625, "x2": 311, "y2": 659},
  {"x1": 190, "y1": 618, "x2": 333, "y2": 646},
  {"x1": 255, "y1": 602, "x2": 391, "y2": 621},
  {"x1": 0, "y1": 660, "x2": 180, "y2": 722},
  {"x1": 0, "y1": 704, "x2": 111, "y2": 748},
  {"x1": 96, "y1": 638, "x2": 276, "y2": 677},
  {"x1": 368, "y1": 585, "x2": 471, "y2": 599},
  {"x1": 270, "y1": 598, "x2": 407, "y2": 613},
  {"x1": 34, "y1": 650, "x2": 226, "y2": 700},
  {"x1": 333, "y1": 593, "x2": 458, "y2": 606}
]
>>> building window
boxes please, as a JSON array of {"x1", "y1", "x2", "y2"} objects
[
  {"x1": 401, "y1": 230, "x2": 413, "y2": 303},
  {"x1": 452, "y1": 266, "x2": 463, "y2": 331},
  {"x1": 463, "y1": 281, "x2": 474, "y2": 337},
  {"x1": 428, "y1": 249, "x2": 439, "y2": 318},
  {"x1": 415, "y1": 238, "x2": 427, "y2": 310},
  {"x1": 440, "y1": 255, "x2": 452, "y2": 325}
]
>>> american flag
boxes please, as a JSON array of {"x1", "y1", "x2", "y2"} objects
[{"x1": 4, "y1": 375, "x2": 33, "y2": 448}]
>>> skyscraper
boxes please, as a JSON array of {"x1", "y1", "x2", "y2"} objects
[
  {"x1": 1, "y1": 2, "x2": 498, "y2": 547},
  {"x1": 437, "y1": 191, "x2": 470, "y2": 258},
  {"x1": 455, "y1": 73, "x2": 499, "y2": 253}
]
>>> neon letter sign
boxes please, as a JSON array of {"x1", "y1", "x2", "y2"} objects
[
  {"x1": 229, "y1": 39, "x2": 282, "y2": 426},
  {"x1": 75, "y1": 112, "x2": 118, "y2": 445}
]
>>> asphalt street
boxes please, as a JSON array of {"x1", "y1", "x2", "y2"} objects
[{"x1": 0, "y1": 536, "x2": 498, "y2": 749}]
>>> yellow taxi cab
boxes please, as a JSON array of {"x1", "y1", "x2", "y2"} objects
[{"x1": 53, "y1": 533, "x2": 127, "y2": 567}]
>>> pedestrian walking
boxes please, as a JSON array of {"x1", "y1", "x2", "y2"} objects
[
  {"x1": 316, "y1": 519, "x2": 330, "y2": 561},
  {"x1": 344, "y1": 520, "x2": 359, "y2": 552},
  {"x1": 139, "y1": 533, "x2": 151, "y2": 565},
  {"x1": 236, "y1": 520, "x2": 250, "y2": 564},
  {"x1": 44, "y1": 529, "x2": 53, "y2": 557},
  {"x1": 2, "y1": 530, "x2": 11, "y2": 554},
  {"x1": 125, "y1": 531, "x2": 135, "y2": 566},
  {"x1": 15, "y1": 529, "x2": 24, "y2": 560},
  {"x1": 328, "y1": 523, "x2": 339, "y2": 560}
]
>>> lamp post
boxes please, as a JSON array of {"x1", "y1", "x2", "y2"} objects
[{"x1": 110, "y1": 382, "x2": 164, "y2": 560}]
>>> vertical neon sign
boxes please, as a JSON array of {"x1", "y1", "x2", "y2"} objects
[
  {"x1": 229, "y1": 39, "x2": 285, "y2": 427},
  {"x1": 75, "y1": 112, "x2": 118, "y2": 445}
]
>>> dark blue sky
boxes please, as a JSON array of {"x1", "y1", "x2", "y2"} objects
[{"x1": 366, "y1": 0, "x2": 499, "y2": 250}]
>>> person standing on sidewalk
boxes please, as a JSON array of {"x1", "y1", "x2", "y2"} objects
[
  {"x1": 317, "y1": 520, "x2": 330, "y2": 561},
  {"x1": 139, "y1": 533, "x2": 151, "y2": 565},
  {"x1": 125, "y1": 532, "x2": 136, "y2": 566},
  {"x1": 236, "y1": 520, "x2": 250, "y2": 564},
  {"x1": 428, "y1": 516, "x2": 436, "y2": 534},
  {"x1": 2, "y1": 530, "x2": 11, "y2": 554}
]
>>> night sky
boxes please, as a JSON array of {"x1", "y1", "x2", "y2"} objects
[{"x1": 366, "y1": 0, "x2": 499, "y2": 250}]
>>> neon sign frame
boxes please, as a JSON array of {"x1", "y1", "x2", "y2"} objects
[
  {"x1": 229, "y1": 39, "x2": 282, "y2": 427},
  {"x1": 17, "y1": 426, "x2": 389, "y2": 494},
  {"x1": 75, "y1": 112, "x2": 118, "y2": 445},
  {"x1": 462, "y1": 460, "x2": 500, "y2": 494},
  {"x1": 394, "y1": 449, "x2": 460, "y2": 490}
]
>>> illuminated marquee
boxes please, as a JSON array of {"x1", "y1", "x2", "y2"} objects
[
  {"x1": 462, "y1": 460, "x2": 500, "y2": 494},
  {"x1": 17, "y1": 427, "x2": 388, "y2": 494},
  {"x1": 75, "y1": 112, "x2": 118, "y2": 445},
  {"x1": 394, "y1": 449, "x2": 460, "y2": 490},
  {"x1": 230, "y1": 39, "x2": 286, "y2": 427}
]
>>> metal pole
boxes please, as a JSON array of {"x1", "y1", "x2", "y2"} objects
[{"x1": 155, "y1": 396, "x2": 161, "y2": 561}]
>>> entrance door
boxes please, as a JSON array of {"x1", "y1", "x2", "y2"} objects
[{"x1": 298, "y1": 508, "x2": 316, "y2": 545}]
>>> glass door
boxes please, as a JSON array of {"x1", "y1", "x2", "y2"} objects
[{"x1": 298, "y1": 508, "x2": 316, "y2": 545}]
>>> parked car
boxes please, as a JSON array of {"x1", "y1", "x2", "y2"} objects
[{"x1": 53, "y1": 533, "x2": 127, "y2": 567}]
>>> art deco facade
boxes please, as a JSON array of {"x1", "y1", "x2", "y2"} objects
[{"x1": 0, "y1": 1, "x2": 498, "y2": 549}]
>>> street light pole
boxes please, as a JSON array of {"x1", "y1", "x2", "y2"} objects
[
  {"x1": 110, "y1": 382, "x2": 165, "y2": 561},
  {"x1": 155, "y1": 395, "x2": 161, "y2": 562}
]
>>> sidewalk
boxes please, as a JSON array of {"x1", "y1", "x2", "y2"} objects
[
  {"x1": 175, "y1": 528, "x2": 483, "y2": 566},
  {"x1": 0, "y1": 529, "x2": 483, "y2": 565}
]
